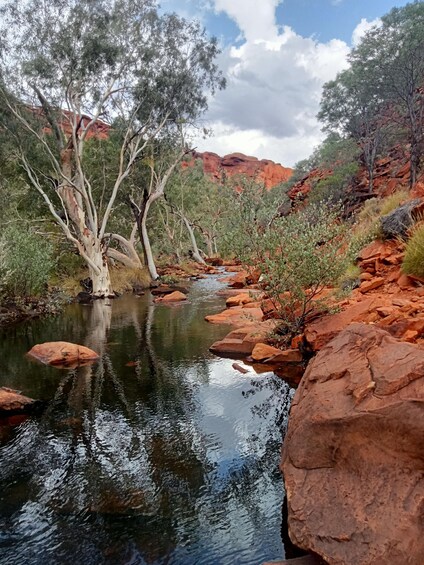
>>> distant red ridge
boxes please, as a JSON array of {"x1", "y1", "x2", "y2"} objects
[{"x1": 183, "y1": 151, "x2": 293, "y2": 189}]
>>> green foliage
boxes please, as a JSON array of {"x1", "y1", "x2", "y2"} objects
[
  {"x1": 306, "y1": 135, "x2": 360, "y2": 205},
  {"x1": 159, "y1": 274, "x2": 180, "y2": 285},
  {"x1": 319, "y1": 1, "x2": 424, "y2": 187},
  {"x1": 312, "y1": 134, "x2": 360, "y2": 169},
  {"x1": 402, "y1": 223, "x2": 424, "y2": 278},
  {"x1": 310, "y1": 162, "x2": 359, "y2": 205},
  {"x1": 0, "y1": 0, "x2": 226, "y2": 291},
  {"x1": 0, "y1": 224, "x2": 55, "y2": 298},
  {"x1": 56, "y1": 250, "x2": 86, "y2": 278},
  {"x1": 219, "y1": 176, "x2": 285, "y2": 261},
  {"x1": 259, "y1": 205, "x2": 349, "y2": 340},
  {"x1": 347, "y1": 190, "x2": 410, "y2": 259}
]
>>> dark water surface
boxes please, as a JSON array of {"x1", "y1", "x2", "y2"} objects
[{"x1": 0, "y1": 275, "x2": 293, "y2": 565}]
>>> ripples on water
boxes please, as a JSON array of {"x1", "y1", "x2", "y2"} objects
[{"x1": 0, "y1": 276, "x2": 294, "y2": 564}]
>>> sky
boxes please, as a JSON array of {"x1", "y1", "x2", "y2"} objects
[{"x1": 161, "y1": 0, "x2": 412, "y2": 167}]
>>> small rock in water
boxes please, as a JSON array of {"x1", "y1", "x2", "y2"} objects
[
  {"x1": 232, "y1": 362, "x2": 249, "y2": 374},
  {"x1": 154, "y1": 291, "x2": 187, "y2": 303},
  {"x1": 27, "y1": 341, "x2": 99, "y2": 368},
  {"x1": 0, "y1": 387, "x2": 41, "y2": 415}
]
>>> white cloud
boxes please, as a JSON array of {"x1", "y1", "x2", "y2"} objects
[
  {"x1": 213, "y1": 0, "x2": 282, "y2": 42},
  {"x1": 194, "y1": 5, "x2": 350, "y2": 166},
  {"x1": 351, "y1": 17, "x2": 381, "y2": 47}
]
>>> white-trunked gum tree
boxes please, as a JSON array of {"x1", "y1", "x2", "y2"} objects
[{"x1": 0, "y1": 0, "x2": 225, "y2": 295}]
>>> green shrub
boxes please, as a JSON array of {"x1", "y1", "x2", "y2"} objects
[
  {"x1": 260, "y1": 204, "x2": 349, "y2": 340},
  {"x1": 56, "y1": 250, "x2": 86, "y2": 277},
  {"x1": 402, "y1": 223, "x2": 424, "y2": 278},
  {"x1": 0, "y1": 224, "x2": 55, "y2": 297},
  {"x1": 309, "y1": 162, "x2": 359, "y2": 205}
]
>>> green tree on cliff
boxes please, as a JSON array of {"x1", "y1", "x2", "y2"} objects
[{"x1": 319, "y1": 1, "x2": 424, "y2": 189}]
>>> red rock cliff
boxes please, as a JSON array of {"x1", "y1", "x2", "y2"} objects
[{"x1": 186, "y1": 151, "x2": 293, "y2": 189}]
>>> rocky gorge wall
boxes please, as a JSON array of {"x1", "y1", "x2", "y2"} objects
[{"x1": 183, "y1": 151, "x2": 293, "y2": 189}]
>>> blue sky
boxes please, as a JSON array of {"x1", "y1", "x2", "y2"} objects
[{"x1": 161, "y1": 0, "x2": 413, "y2": 166}]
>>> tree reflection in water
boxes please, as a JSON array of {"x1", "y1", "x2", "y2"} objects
[{"x1": 0, "y1": 289, "x2": 293, "y2": 565}]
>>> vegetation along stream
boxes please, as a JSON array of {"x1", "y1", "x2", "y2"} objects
[{"x1": 0, "y1": 275, "x2": 294, "y2": 565}]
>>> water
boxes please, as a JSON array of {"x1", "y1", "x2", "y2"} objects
[{"x1": 0, "y1": 275, "x2": 294, "y2": 565}]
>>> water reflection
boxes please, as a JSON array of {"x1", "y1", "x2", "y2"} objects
[{"x1": 0, "y1": 279, "x2": 293, "y2": 565}]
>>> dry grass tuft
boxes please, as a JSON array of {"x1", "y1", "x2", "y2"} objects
[
  {"x1": 110, "y1": 266, "x2": 151, "y2": 293},
  {"x1": 402, "y1": 223, "x2": 424, "y2": 278}
]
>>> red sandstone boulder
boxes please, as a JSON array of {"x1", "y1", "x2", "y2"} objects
[
  {"x1": 226, "y1": 293, "x2": 255, "y2": 307},
  {"x1": 358, "y1": 276, "x2": 385, "y2": 293},
  {"x1": 282, "y1": 323, "x2": 424, "y2": 565},
  {"x1": 154, "y1": 291, "x2": 187, "y2": 303},
  {"x1": 28, "y1": 342, "x2": 99, "y2": 367},
  {"x1": 0, "y1": 387, "x2": 40, "y2": 414},
  {"x1": 232, "y1": 362, "x2": 250, "y2": 374},
  {"x1": 251, "y1": 343, "x2": 282, "y2": 361},
  {"x1": 227, "y1": 271, "x2": 248, "y2": 288},
  {"x1": 209, "y1": 322, "x2": 275, "y2": 356},
  {"x1": 304, "y1": 296, "x2": 390, "y2": 351},
  {"x1": 205, "y1": 306, "x2": 263, "y2": 327},
  {"x1": 250, "y1": 343, "x2": 303, "y2": 364},
  {"x1": 357, "y1": 240, "x2": 395, "y2": 262}
]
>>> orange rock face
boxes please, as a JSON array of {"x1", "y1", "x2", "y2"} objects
[
  {"x1": 28, "y1": 342, "x2": 99, "y2": 367},
  {"x1": 184, "y1": 151, "x2": 293, "y2": 189},
  {"x1": 282, "y1": 323, "x2": 424, "y2": 565},
  {"x1": 304, "y1": 296, "x2": 389, "y2": 351},
  {"x1": 287, "y1": 144, "x2": 424, "y2": 205}
]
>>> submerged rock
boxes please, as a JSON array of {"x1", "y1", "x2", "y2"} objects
[
  {"x1": 0, "y1": 387, "x2": 41, "y2": 415},
  {"x1": 28, "y1": 341, "x2": 99, "y2": 367},
  {"x1": 282, "y1": 323, "x2": 424, "y2": 565}
]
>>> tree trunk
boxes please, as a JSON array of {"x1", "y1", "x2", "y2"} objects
[
  {"x1": 204, "y1": 234, "x2": 213, "y2": 257},
  {"x1": 410, "y1": 142, "x2": 419, "y2": 188},
  {"x1": 140, "y1": 203, "x2": 159, "y2": 280},
  {"x1": 105, "y1": 232, "x2": 142, "y2": 269},
  {"x1": 182, "y1": 217, "x2": 206, "y2": 265},
  {"x1": 84, "y1": 235, "x2": 113, "y2": 296},
  {"x1": 368, "y1": 165, "x2": 374, "y2": 194}
]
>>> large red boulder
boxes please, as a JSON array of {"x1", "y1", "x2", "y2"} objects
[
  {"x1": 282, "y1": 323, "x2": 424, "y2": 565},
  {"x1": 28, "y1": 341, "x2": 99, "y2": 367}
]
